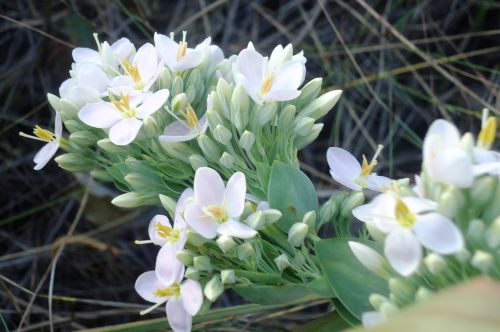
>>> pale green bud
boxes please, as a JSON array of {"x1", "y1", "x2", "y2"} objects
[
  {"x1": 216, "y1": 78, "x2": 232, "y2": 106},
  {"x1": 237, "y1": 242, "x2": 255, "y2": 260},
  {"x1": 197, "y1": 134, "x2": 221, "y2": 162},
  {"x1": 294, "y1": 123, "x2": 323, "y2": 149},
  {"x1": 471, "y1": 250, "x2": 494, "y2": 273},
  {"x1": 369, "y1": 293, "x2": 390, "y2": 311},
  {"x1": 460, "y1": 132, "x2": 475, "y2": 155},
  {"x1": 142, "y1": 116, "x2": 159, "y2": 137},
  {"x1": 274, "y1": 253, "x2": 291, "y2": 272},
  {"x1": 97, "y1": 138, "x2": 123, "y2": 154},
  {"x1": 486, "y1": 217, "x2": 500, "y2": 248},
  {"x1": 55, "y1": 153, "x2": 94, "y2": 172},
  {"x1": 230, "y1": 85, "x2": 249, "y2": 131},
  {"x1": 171, "y1": 76, "x2": 184, "y2": 96},
  {"x1": 189, "y1": 154, "x2": 208, "y2": 171},
  {"x1": 47, "y1": 93, "x2": 62, "y2": 113},
  {"x1": 302, "y1": 210, "x2": 316, "y2": 229},
  {"x1": 212, "y1": 125, "x2": 232, "y2": 145},
  {"x1": 245, "y1": 210, "x2": 266, "y2": 229},
  {"x1": 278, "y1": 105, "x2": 296, "y2": 131},
  {"x1": 216, "y1": 235, "x2": 236, "y2": 253},
  {"x1": 437, "y1": 187, "x2": 465, "y2": 218},
  {"x1": 379, "y1": 301, "x2": 399, "y2": 317},
  {"x1": 257, "y1": 101, "x2": 278, "y2": 125},
  {"x1": 262, "y1": 209, "x2": 282, "y2": 225},
  {"x1": 187, "y1": 229, "x2": 208, "y2": 246},
  {"x1": 185, "y1": 267, "x2": 199, "y2": 280},
  {"x1": 219, "y1": 152, "x2": 235, "y2": 169},
  {"x1": 424, "y1": 253, "x2": 447, "y2": 275},
  {"x1": 319, "y1": 199, "x2": 337, "y2": 223},
  {"x1": 176, "y1": 249, "x2": 193, "y2": 266},
  {"x1": 301, "y1": 90, "x2": 342, "y2": 119},
  {"x1": 239, "y1": 131, "x2": 255, "y2": 151},
  {"x1": 467, "y1": 219, "x2": 485, "y2": 241},
  {"x1": 389, "y1": 278, "x2": 415, "y2": 302},
  {"x1": 69, "y1": 131, "x2": 98, "y2": 146},
  {"x1": 206, "y1": 110, "x2": 224, "y2": 129},
  {"x1": 415, "y1": 287, "x2": 433, "y2": 302},
  {"x1": 159, "y1": 194, "x2": 177, "y2": 216},
  {"x1": 193, "y1": 256, "x2": 212, "y2": 272},
  {"x1": 471, "y1": 176, "x2": 496, "y2": 206},
  {"x1": 241, "y1": 201, "x2": 255, "y2": 220},
  {"x1": 221, "y1": 269, "x2": 236, "y2": 284},
  {"x1": 186, "y1": 69, "x2": 201, "y2": 92},
  {"x1": 158, "y1": 67, "x2": 173, "y2": 89},
  {"x1": 59, "y1": 99, "x2": 79, "y2": 120},
  {"x1": 111, "y1": 192, "x2": 143, "y2": 208},
  {"x1": 455, "y1": 249, "x2": 471, "y2": 263},
  {"x1": 204, "y1": 276, "x2": 224, "y2": 302},
  {"x1": 90, "y1": 169, "x2": 112, "y2": 182},
  {"x1": 63, "y1": 120, "x2": 85, "y2": 133},
  {"x1": 294, "y1": 116, "x2": 315, "y2": 136},
  {"x1": 366, "y1": 220, "x2": 386, "y2": 242},
  {"x1": 340, "y1": 192, "x2": 365, "y2": 216},
  {"x1": 296, "y1": 78, "x2": 322, "y2": 105},
  {"x1": 171, "y1": 93, "x2": 188, "y2": 113},
  {"x1": 287, "y1": 222, "x2": 309, "y2": 247}
]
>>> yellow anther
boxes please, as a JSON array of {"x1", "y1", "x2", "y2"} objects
[
  {"x1": 153, "y1": 283, "x2": 180, "y2": 297},
  {"x1": 33, "y1": 126, "x2": 54, "y2": 142},
  {"x1": 360, "y1": 155, "x2": 377, "y2": 177},
  {"x1": 181, "y1": 104, "x2": 199, "y2": 129},
  {"x1": 395, "y1": 199, "x2": 416, "y2": 228},
  {"x1": 112, "y1": 94, "x2": 136, "y2": 118},
  {"x1": 155, "y1": 222, "x2": 172, "y2": 238},
  {"x1": 122, "y1": 58, "x2": 141, "y2": 83},
  {"x1": 204, "y1": 204, "x2": 228, "y2": 224},
  {"x1": 478, "y1": 117, "x2": 497, "y2": 148},
  {"x1": 176, "y1": 41, "x2": 188, "y2": 61},
  {"x1": 260, "y1": 75, "x2": 273, "y2": 95}
]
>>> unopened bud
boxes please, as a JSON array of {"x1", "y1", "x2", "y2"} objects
[
  {"x1": 69, "y1": 131, "x2": 98, "y2": 146},
  {"x1": 437, "y1": 187, "x2": 465, "y2": 218},
  {"x1": 295, "y1": 123, "x2": 323, "y2": 149},
  {"x1": 204, "y1": 276, "x2": 224, "y2": 302},
  {"x1": 142, "y1": 116, "x2": 159, "y2": 137},
  {"x1": 230, "y1": 85, "x2": 249, "y2": 131},
  {"x1": 287, "y1": 222, "x2": 309, "y2": 247},
  {"x1": 189, "y1": 154, "x2": 208, "y2": 171},
  {"x1": 111, "y1": 192, "x2": 143, "y2": 208},
  {"x1": 245, "y1": 210, "x2": 266, "y2": 230},
  {"x1": 302, "y1": 210, "x2": 316, "y2": 229},
  {"x1": 221, "y1": 269, "x2": 236, "y2": 284},
  {"x1": 257, "y1": 101, "x2": 277, "y2": 125},
  {"x1": 171, "y1": 76, "x2": 184, "y2": 96},
  {"x1": 341, "y1": 192, "x2": 365, "y2": 216},
  {"x1": 296, "y1": 78, "x2": 322, "y2": 105},
  {"x1": 197, "y1": 134, "x2": 221, "y2": 162},
  {"x1": 212, "y1": 125, "x2": 232, "y2": 145},
  {"x1": 206, "y1": 109, "x2": 224, "y2": 129},
  {"x1": 193, "y1": 256, "x2": 212, "y2": 272},
  {"x1": 159, "y1": 194, "x2": 176, "y2": 216},
  {"x1": 369, "y1": 293, "x2": 390, "y2": 311},
  {"x1": 187, "y1": 229, "x2": 208, "y2": 246},
  {"x1": 219, "y1": 152, "x2": 235, "y2": 169},
  {"x1": 319, "y1": 199, "x2": 337, "y2": 224},
  {"x1": 158, "y1": 67, "x2": 173, "y2": 89},
  {"x1": 349, "y1": 241, "x2": 385, "y2": 276},
  {"x1": 55, "y1": 153, "x2": 95, "y2": 172},
  {"x1": 467, "y1": 219, "x2": 485, "y2": 241},
  {"x1": 455, "y1": 249, "x2": 471, "y2": 263},
  {"x1": 486, "y1": 217, "x2": 500, "y2": 248},
  {"x1": 424, "y1": 253, "x2": 447, "y2": 275},
  {"x1": 237, "y1": 242, "x2": 255, "y2": 260},
  {"x1": 460, "y1": 132, "x2": 475, "y2": 154},
  {"x1": 176, "y1": 249, "x2": 193, "y2": 266},
  {"x1": 184, "y1": 267, "x2": 199, "y2": 280},
  {"x1": 379, "y1": 302, "x2": 399, "y2": 317},
  {"x1": 302, "y1": 90, "x2": 342, "y2": 119},
  {"x1": 294, "y1": 116, "x2": 315, "y2": 136},
  {"x1": 216, "y1": 235, "x2": 236, "y2": 253},
  {"x1": 90, "y1": 169, "x2": 112, "y2": 182},
  {"x1": 278, "y1": 105, "x2": 296, "y2": 131},
  {"x1": 471, "y1": 176, "x2": 496, "y2": 206},
  {"x1": 239, "y1": 131, "x2": 255, "y2": 151},
  {"x1": 471, "y1": 250, "x2": 493, "y2": 273},
  {"x1": 274, "y1": 253, "x2": 291, "y2": 272},
  {"x1": 365, "y1": 220, "x2": 386, "y2": 243},
  {"x1": 97, "y1": 138, "x2": 123, "y2": 154},
  {"x1": 262, "y1": 209, "x2": 282, "y2": 225},
  {"x1": 415, "y1": 287, "x2": 433, "y2": 302},
  {"x1": 171, "y1": 93, "x2": 188, "y2": 113}
]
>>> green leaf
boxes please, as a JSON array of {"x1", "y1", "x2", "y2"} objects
[
  {"x1": 332, "y1": 298, "x2": 360, "y2": 326},
  {"x1": 307, "y1": 277, "x2": 336, "y2": 298},
  {"x1": 234, "y1": 284, "x2": 319, "y2": 305},
  {"x1": 293, "y1": 311, "x2": 351, "y2": 332},
  {"x1": 268, "y1": 161, "x2": 318, "y2": 231},
  {"x1": 348, "y1": 277, "x2": 500, "y2": 332},
  {"x1": 316, "y1": 239, "x2": 389, "y2": 321}
]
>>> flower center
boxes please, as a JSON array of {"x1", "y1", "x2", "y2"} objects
[
  {"x1": 181, "y1": 104, "x2": 199, "y2": 129},
  {"x1": 112, "y1": 94, "x2": 136, "y2": 118},
  {"x1": 176, "y1": 41, "x2": 188, "y2": 61},
  {"x1": 395, "y1": 199, "x2": 416, "y2": 228},
  {"x1": 155, "y1": 222, "x2": 180, "y2": 243},
  {"x1": 478, "y1": 116, "x2": 497, "y2": 148},
  {"x1": 260, "y1": 74, "x2": 273, "y2": 95},
  {"x1": 153, "y1": 283, "x2": 180, "y2": 298},
  {"x1": 359, "y1": 144, "x2": 384, "y2": 178},
  {"x1": 204, "y1": 204, "x2": 228, "y2": 224},
  {"x1": 122, "y1": 58, "x2": 141, "y2": 83},
  {"x1": 33, "y1": 126, "x2": 55, "y2": 142}
]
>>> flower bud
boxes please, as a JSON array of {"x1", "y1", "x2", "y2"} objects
[
  {"x1": 437, "y1": 187, "x2": 465, "y2": 219},
  {"x1": 415, "y1": 287, "x2": 433, "y2": 302},
  {"x1": 301, "y1": 90, "x2": 342, "y2": 119},
  {"x1": 193, "y1": 256, "x2": 212, "y2": 272},
  {"x1": 219, "y1": 152, "x2": 235, "y2": 169},
  {"x1": 55, "y1": 153, "x2": 95, "y2": 172},
  {"x1": 486, "y1": 217, "x2": 500, "y2": 249},
  {"x1": 216, "y1": 235, "x2": 236, "y2": 253},
  {"x1": 189, "y1": 154, "x2": 208, "y2": 171},
  {"x1": 349, "y1": 241, "x2": 385, "y2": 276},
  {"x1": 460, "y1": 132, "x2": 475, "y2": 154},
  {"x1": 262, "y1": 209, "x2": 282, "y2": 225},
  {"x1": 187, "y1": 229, "x2": 208, "y2": 246},
  {"x1": 171, "y1": 76, "x2": 184, "y2": 96},
  {"x1": 59, "y1": 99, "x2": 79, "y2": 119},
  {"x1": 296, "y1": 78, "x2": 322, "y2": 105},
  {"x1": 63, "y1": 120, "x2": 85, "y2": 133},
  {"x1": 111, "y1": 192, "x2": 143, "y2": 208},
  {"x1": 424, "y1": 253, "x2": 447, "y2": 275},
  {"x1": 90, "y1": 169, "x2": 112, "y2": 182},
  {"x1": 245, "y1": 210, "x2": 266, "y2": 230},
  {"x1": 158, "y1": 67, "x2": 173, "y2": 89},
  {"x1": 257, "y1": 101, "x2": 278, "y2": 125},
  {"x1": 171, "y1": 93, "x2": 188, "y2": 113},
  {"x1": 206, "y1": 110, "x2": 224, "y2": 129},
  {"x1": 47, "y1": 93, "x2": 62, "y2": 113},
  {"x1": 467, "y1": 219, "x2": 485, "y2": 241},
  {"x1": 455, "y1": 248, "x2": 471, "y2": 263},
  {"x1": 176, "y1": 249, "x2": 193, "y2": 266},
  {"x1": 212, "y1": 125, "x2": 232, "y2": 145},
  {"x1": 158, "y1": 194, "x2": 176, "y2": 216},
  {"x1": 237, "y1": 242, "x2": 255, "y2": 260},
  {"x1": 97, "y1": 138, "x2": 123, "y2": 154},
  {"x1": 230, "y1": 85, "x2": 249, "y2": 131},
  {"x1": 302, "y1": 210, "x2": 316, "y2": 229},
  {"x1": 369, "y1": 293, "x2": 390, "y2": 311},
  {"x1": 379, "y1": 302, "x2": 399, "y2": 317},
  {"x1": 238, "y1": 131, "x2": 255, "y2": 151},
  {"x1": 319, "y1": 199, "x2": 337, "y2": 224},
  {"x1": 197, "y1": 134, "x2": 221, "y2": 162},
  {"x1": 241, "y1": 201, "x2": 255, "y2": 220},
  {"x1": 204, "y1": 276, "x2": 224, "y2": 302},
  {"x1": 69, "y1": 131, "x2": 98, "y2": 147},
  {"x1": 294, "y1": 117, "x2": 315, "y2": 136},
  {"x1": 221, "y1": 269, "x2": 236, "y2": 284},
  {"x1": 470, "y1": 176, "x2": 496, "y2": 206},
  {"x1": 471, "y1": 250, "x2": 493, "y2": 273},
  {"x1": 142, "y1": 116, "x2": 159, "y2": 137},
  {"x1": 278, "y1": 105, "x2": 296, "y2": 131},
  {"x1": 366, "y1": 220, "x2": 386, "y2": 243},
  {"x1": 274, "y1": 253, "x2": 291, "y2": 272},
  {"x1": 184, "y1": 267, "x2": 199, "y2": 280},
  {"x1": 294, "y1": 123, "x2": 323, "y2": 149},
  {"x1": 287, "y1": 222, "x2": 309, "y2": 247},
  {"x1": 340, "y1": 192, "x2": 365, "y2": 217},
  {"x1": 216, "y1": 79, "x2": 232, "y2": 107}
]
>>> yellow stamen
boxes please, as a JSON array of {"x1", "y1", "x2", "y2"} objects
[
  {"x1": 153, "y1": 283, "x2": 180, "y2": 297},
  {"x1": 155, "y1": 222, "x2": 172, "y2": 238},
  {"x1": 204, "y1": 204, "x2": 228, "y2": 224},
  {"x1": 395, "y1": 199, "x2": 416, "y2": 228},
  {"x1": 478, "y1": 117, "x2": 497, "y2": 148},
  {"x1": 33, "y1": 126, "x2": 54, "y2": 142},
  {"x1": 112, "y1": 94, "x2": 136, "y2": 118},
  {"x1": 360, "y1": 144, "x2": 384, "y2": 178},
  {"x1": 181, "y1": 104, "x2": 199, "y2": 128},
  {"x1": 122, "y1": 58, "x2": 141, "y2": 83},
  {"x1": 176, "y1": 41, "x2": 188, "y2": 61},
  {"x1": 260, "y1": 75, "x2": 273, "y2": 95}
]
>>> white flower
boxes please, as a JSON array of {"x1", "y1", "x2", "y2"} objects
[
  {"x1": 154, "y1": 32, "x2": 211, "y2": 72},
  {"x1": 353, "y1": 193, "x2": 463, "y2": 276},
  {"x1": 234, "y1": 42, "x2": 306, "y2": 105},
  {"x1": 184, "y1": 167, "x2": 257, "y2": 239},
  {"x1": 59, "y1": 63, "x2": 109, "y2": 108},
  {"x1": 159, "y1": 105, "x2": 208, "y2": 144},
  {"x1": 20, "y1": 112, "x2": 62, "y2": 170},
  {"x1": 327, "y1": 145, "x2": 392, "y2": 191},
  {"x1": 135, "y1": 248, "x2": 203, "y2": 332},
  {"x1": 78, "y1": 89, "x2": 169, "y2": 145}
]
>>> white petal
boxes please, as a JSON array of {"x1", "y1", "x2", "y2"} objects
[
  {"x1": 270, "y1": 59, "x2": 305, "y2": 91},
  {"x1": 402, "y1": 197, "x2": 437, "y2": 214},
  {"x1": 63, "y1": 84, "x2": 101, "y2": 108},
  {"x1": 134, "y1": 271, "x2": 167, "y2": 303},
  {"x1": 326, "y1": 147, "x2": 362, "y2": 191},
  {"x1": 473, "y1": 162, "x2": 500, "y2": 176},
  {"x1": 135, "y1": 43, "x2": 158, "y2": 84},
  {"x1": 431, "y1": 148, "x2": 473, "y2": 187},
  {"x1": 385, "y1": 228, "x2": 422, "y2": 276},
  {"x1": 236, "y1": 48, "x2": 264, "y2": 93},
  {"x1": 423, "y1": 119, "x2": 461, "y2": 150},
  {"x1": 109, "y1": 118, "x2": 143, "y2": 145},
  {"x1": 356, "y1": 193, "x2": 398, "y2": 233},
  {"x1": 166, "y1": 298, "x2": 192, "y2": 332},
  {"x1": 366, "y1": 175, "x2": 393, "y2": 192},
  {"x1": 79, "y1": 102, "x2": 122, "y2": 128},
  {"x1": 209, "y1": 45, "x2": 224, "y2": 65},
  {"x1": 217, "y1": 219, "x2": 257, "y2": 239},
  {"x1": 148, "y1": 214, "x2": 171, "y2": 246},
  {"x1": 155, "y1": 245, "x2": 185, "y2": 286},
  {"x1": 33, "y1": 141, "x2": 58, "y2": 170},
  {"x1": 224, "y1": 172, "x2": 246, "y2": 218},
  {"x1": 180, "y1": 279, "x2": 203, "y2": 316},
  {"x1": 54, "y1": 112, "x2": 62, "y2": 138},
  {"x1": 136, "y1": 89, "x2": 169, "y2": 119},
  {"x1": 159, "y1": 121, "x2": 196, "y2": 143},
  {"x1": 184, "y1": 202, "x2": 218, "y2": 239},
  {"x1": 193, "y1": 167, "x2": 225, "y2": 206},
  {"x1": 262, "y1": 89, "x2": 301, "y2": 102},
  {"x1": 72, "y1": 47, "x2": 102, "y2": 65},
  {"x1": 413, "y1": 213, "x2": 464, "y2": 254},
  {"x1": 76, "y1": 63, "x2": 108, "y2": 92},
  {"x1": 154, "y1": 33, "x2": 179, "y2": 71},
  {"x1": 474, "y1": 147, "x2": 499, "y2": 164},
  {"x1": 175, "y1": 49, "x2": 205, "y2": 71},
  {"x1": 234, "y1": 73, "x2": 261, "y2": 105},
  {"x1": 111, "y1": 37, "x2": 135, "y2": 61},
  {"x1": 175, "y1": 188, "x2": 194, "y2": 227},
  {"x1": 362, "y1": 311, "x2": 386, "y2": 328}
]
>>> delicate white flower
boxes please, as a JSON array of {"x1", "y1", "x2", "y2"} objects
[
  {"x1": 234, "y1": 42, "x2": 306, "y2": 105},
  {"x1": 353, "y1": 193, "x2": 463, "y2": 276},
  {"x1": 20, "y1": 112, "x2": 62, "y2": 170},
  {"x1": 154, "y1": 32, "x2": 211, "y2": 72},
  {"x1": 78, "y1": 89, "x2": 169, "y2": 145},
  {"x1": 184, "y1": 167, "x2": 257, "y2": 239},
  {"x1": 135, "y1": 248, "x2": 203, "y2": 332},
  {"x1": 59, "y1": 63, "x2": 109, "y2": 108},
  {"x1": 362, "y1": 311, "x2": 386, "y2": 328},
  {"x1": 159, "y1": 105, "x2": 208, "y2": 143},
  {"x1": 327, "y1": 145, "x2": 392, "y2": 191}
]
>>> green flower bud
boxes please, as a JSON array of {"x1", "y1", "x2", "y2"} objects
[
  {"x1": 47, "y1": 93, "x2": 62, "y2": 113},
  {"x1": 158, "y1": 194, "x2": 177, "y2": 217},
  {"x1": 455, "y1": 249, "x2": 471, "y2": 263},
  {"x1": 437, "y1": 187, "x2": 465, "y2": 218},
  {"x1": 171, "y1": 93, "x2": 188, "y2": 114},
  {"x1": 63, "y1": 120, "x2": 85, "y2": 133},
  {"x1": 158, "y1": 67, "x2": 173, "y2": 89},
  {"x1": 111, "y1": 192, "x2": 144, "y2": 208},
  {"x1": 486, "y1": 217, "x2": 500, "y2": 249},
  {"x1": 216, "y1": 78, "x2": 232, "y2": 106},
  {"x1": 319, "y1": 199, "x2": 337, "y2": 224},
  {"x1": 369, "y1": 293, "x2": 390, "y2": 311},
  {"x1": 187, "y1": 229, "x2": 208, "y2": 246},
  {"x1": 238, "y1": 131, "x2": 255, "y2": 151},
  {"x1": 460, "y1": 132, "x2": 475, "y2": 155},
  {"x1": 204, "y1": 276, "x2": 224, "y2": 302},
  {"x1": 171, "y1": 76, "x2": 184, "y2": 96},
  {"x1": 379, "y1": 301, "x2": 399, "y2": 317},
  {"x1": 219, "y1": 152, "x2": 235, "y2": 169},
  {"x1": 296, "y1": 78, "x2": 322, "y2": 105},
  {"x1": 302, "y1": 210, "x2": 316, "y2": 229},
  {"x1": 198, "y1": 134, "x2": 221, "y2": 162},
  {"x1": 471, "y1": 250, "x2": 494, "y2": 273},
  {"x1": 189, "y1": 154, "x2": 208, "y2": 171},
  {"x1": 424, "y1": 253, "x2": 447, "y2": 275},
  {"x1": 301, "y1": 90, "x2": 342, "y2": 120},
  {"x1": 467, "y1": 219, "x2": 485, "y2": 241},
  {"x1": 97, "y1": 138, "x2": 123, "y2": 154},
  {"x1": 471, "y1": 176, "x2": 496, "y2": 206},
  {"x1": 415, "y1": 287, "x2": 433, "y2": 302},
  {"x1": 142, "y1": 116, "x2": 159, "y2": 137},
  {"x1": 262, "y1": 209, "x2": 282, "y2": 225},
  {"x1": 216, "y1": 235, "x2": 236, "y2": 253},
  {"x1": 186, "y1": 69, "x2": 201, "y2": 92},
  {"x1": 278, "y1": 104, "x2": 296, "y2": 131},
  {"x1": 90, "y1": 169, "x2": 112, "y2": 182},
  {"x1": 274, "y1": 253, "x2": 291, "y2": 272},
  {"x1": 206, "y1": 110, "x2": 224, "y2": 129},
  {"x1": 237, "y1": 242, "x2": 255, "y2": 260},
  {"x1": 257, "y1": 101, "x2": 278, "y2": 125},
  {"x1": 245, "y1": 210, "x2": 266, "y2": 229},
  {"x1": 212, "y1": 125, "x2": 232, "y2": 145},
  {"x1": 241, "y1": 201, "x2": 255, "y2": 220},
  {"x1": 294, "y1": 123, "x2": 323, "y2": 149},
  {"x1": 59, "y1": 99, "x2": 79, "y2": 120},
  {"x1": 176, "y1": 249, "x2": 194, "y2": 266},
  {"x1": 287, "y1": 222, "x2": 309, "y2": 247},
  {"x1": 69, "y1": 131, "x2": 99, "y2": 147},
  {"x1": 294, "y1": 117, "x2": 315, "y2": 136},
  {"x1": 221, "y1": 269, "x2": 236, "y2": 284},
  {"x1": 340, "y1": 192, "x2": 365, "y2": 217},
  {"x1": 184, "y1": 266, "x2": 199, "y2": 280},
  {"x1": 230, "y1": 85, "x2": 249, "y2": 131},
  {"x1": 55, "y1": 153, "x2": 95, "y2": 172},
  {"x1": 193, "y1": 256, "x2": 212, "y2": 272}
]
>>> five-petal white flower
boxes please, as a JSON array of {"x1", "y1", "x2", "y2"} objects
[
  {"x1": 154, "y1": 32, "x2": 211, "y2": 72},
  {"x1": 184, "y1": 167, "x2": 257, "y2": 239},
  {"x1": 20, "y1": 112, "x2": 62, "y2": 170},
  {"x1": 352, "y1": 193, "x2": 464, "y2": 276},
  {"x1": 327, "y1": 145, "x2": 392, "y2": 191},
  {"x1": 78, "y1": 89, "x2": 169, "y2": 145}
]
